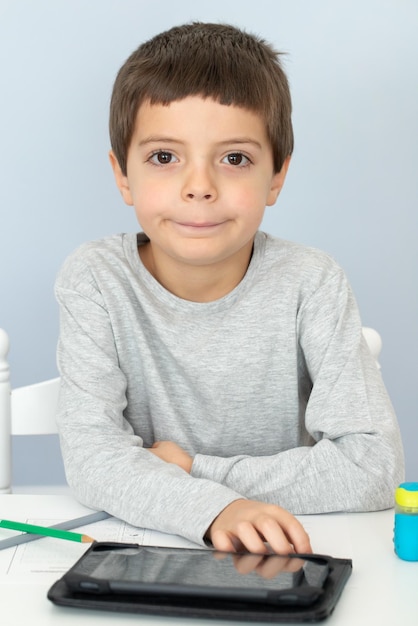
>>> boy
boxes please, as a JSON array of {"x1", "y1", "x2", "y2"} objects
[{"x1": 55, "y1": 22, "x2": 404, "y2": 554}]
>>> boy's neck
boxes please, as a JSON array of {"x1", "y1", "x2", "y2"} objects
[{"x1": 138, "y1": 241, "x2": 254, "y2": 303}]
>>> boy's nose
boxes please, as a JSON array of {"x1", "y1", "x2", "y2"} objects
[{"x1": 181, "y1": 165, "x2": 217, "y2": 202}]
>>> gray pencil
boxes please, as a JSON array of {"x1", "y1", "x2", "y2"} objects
[{"x1": 0, "y1": 510, "x2": 111, "y2": 550}]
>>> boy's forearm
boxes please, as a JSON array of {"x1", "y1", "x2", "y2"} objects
[
  {"x1": 191, "y1": 431, "x2": 404, "y2": 514},
  {"x1": 61, "y1": 426, "x2": 241, "y2": 546}
]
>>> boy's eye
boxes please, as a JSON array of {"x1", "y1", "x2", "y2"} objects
[
  {"x1": 149, "y1": 151, "x2": 178, "y2": 165},
  {"x1": 223, "y1": 153, "x2": 251, "y2": 166}
]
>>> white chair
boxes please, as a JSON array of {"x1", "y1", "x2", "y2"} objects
[
  {"x1": 0, "y1": 326, "x2": 382, "y2": 494},
  {"x1": 361, "y1": 326, "x2": 382, "y2": 370},
  {"x1": 0, "y1": 328, "x2": 60, "y2": 494}
]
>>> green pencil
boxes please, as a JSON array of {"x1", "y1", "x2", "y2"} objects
[{"x1": 0, "y1": 519, "x2": 95, "y2": 544}]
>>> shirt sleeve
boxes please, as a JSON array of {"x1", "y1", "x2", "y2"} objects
[
  {"x1": 191, "y1": 268, "x2": 405, "y2": 514},
  {"x1": 55, "y1": 258, "x2": 242, "y2": 546}
]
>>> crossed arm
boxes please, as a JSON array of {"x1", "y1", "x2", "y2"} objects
[{"x1": 149, "y1": 441, "x2": 312, "y2": 555}]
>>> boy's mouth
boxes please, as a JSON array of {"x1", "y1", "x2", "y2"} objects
[
  {"x1": 172, "y1": 220, "x2": 227, "y2": 232},
  {"x1": 177, "y1": 221, "x2": 223, "y2": 228}
]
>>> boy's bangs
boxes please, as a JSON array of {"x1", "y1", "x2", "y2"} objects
[{"x1": 142, "y1": 51, "x2": 270, "y2": 114}]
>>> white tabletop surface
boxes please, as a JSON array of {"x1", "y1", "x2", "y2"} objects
[{"x1": 1, "y1": 494, "x2": 418, "y2": 625}]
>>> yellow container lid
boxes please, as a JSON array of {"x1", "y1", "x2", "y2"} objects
[{"x1": 395, "y1": 482, "x2": 418, "y2": 508}]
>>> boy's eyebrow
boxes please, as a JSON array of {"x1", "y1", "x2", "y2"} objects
[
  {"x1": 217, "y1": 138, "x2": 263, "y2": 150},
  {"x1": 138, "y1": 136, "x2": 181, "y2": 146},
  {"x1": 138, "y1": 136, "x2": 263, "y2": 149}
]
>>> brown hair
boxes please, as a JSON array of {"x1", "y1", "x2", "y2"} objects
[{"x1": 109, "y1": 22, "x2": 293, "y2": 175}]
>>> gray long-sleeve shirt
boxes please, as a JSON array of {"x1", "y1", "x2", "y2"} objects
[{"x1": 55, "y1": 231, "x2": 404, "y2": 546}]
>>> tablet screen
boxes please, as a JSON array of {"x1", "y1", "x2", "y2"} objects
[{"x1": 66, "y1": 544, "x2": 329, "y2": 606}]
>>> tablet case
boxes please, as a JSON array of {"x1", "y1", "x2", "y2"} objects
[{"x1": 47, "y1": 543, "x2": 352, "y2": 623}]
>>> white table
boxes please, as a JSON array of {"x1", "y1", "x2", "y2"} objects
[{"x1": 1, "y1": 495, "x2": 418, "y2": 625}]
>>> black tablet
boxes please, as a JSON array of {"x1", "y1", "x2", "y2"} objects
[
  {"x1": 48, "y1": 542, "x2": 352, "y2": 622},
  {"x1": 63, "y1": 542, "x2": 329, "y2": 606}
]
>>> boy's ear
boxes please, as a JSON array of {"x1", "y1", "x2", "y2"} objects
[
  {"x1": 109, "y1": 150, "x2": 134, "y2": 206},
  {"x1": 266, "y1": 155, "x2": 291, "y2": 206}
]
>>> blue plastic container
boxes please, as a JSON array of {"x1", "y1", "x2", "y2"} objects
[{"x1": 394, "y1": 482, "x2": 418, "y2": 561}]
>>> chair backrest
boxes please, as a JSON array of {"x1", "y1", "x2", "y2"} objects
[
  {"x1": 0, "y1": 328, "x2": 60, "y2": 494},
  {"x1": 0, "y1": 325, "x2": 382, "y2": 494},
  {"x1": 361, "y1": 326, "x2": 382, "y2": 370}
]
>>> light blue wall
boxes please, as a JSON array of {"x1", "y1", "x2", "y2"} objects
[{"x1": 1, "y1": 0, "x2": 417, "y2": 485}]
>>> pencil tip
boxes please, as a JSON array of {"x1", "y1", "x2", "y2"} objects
[{"x1": 81, "y1": 535, "x2": 96, "y2": 543}]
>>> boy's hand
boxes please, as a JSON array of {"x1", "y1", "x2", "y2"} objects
[
  {"x1": 149, "y1": 441, "x2": 193, "y2": 473},
  {"x1": 206, "y1": 499, "x2": 312, "y2": 555}
]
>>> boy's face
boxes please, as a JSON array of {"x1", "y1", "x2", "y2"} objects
[{"x1": 110, "y1": 96, "x2": 288, "y2": 286}]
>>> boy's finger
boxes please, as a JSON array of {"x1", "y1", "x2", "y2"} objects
[
  {"x1": 235, "y1": 521, "x2": 273, "y2": 554},
  {"x1": 211, "y1": 529, "x2": 241, "y2": 553},
  {"x1": 277, "y1": 515, "x2": 312, "y2": 554},
  {"x1": 252, "y1": 518, "x2": 294, "y2": 555}
]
